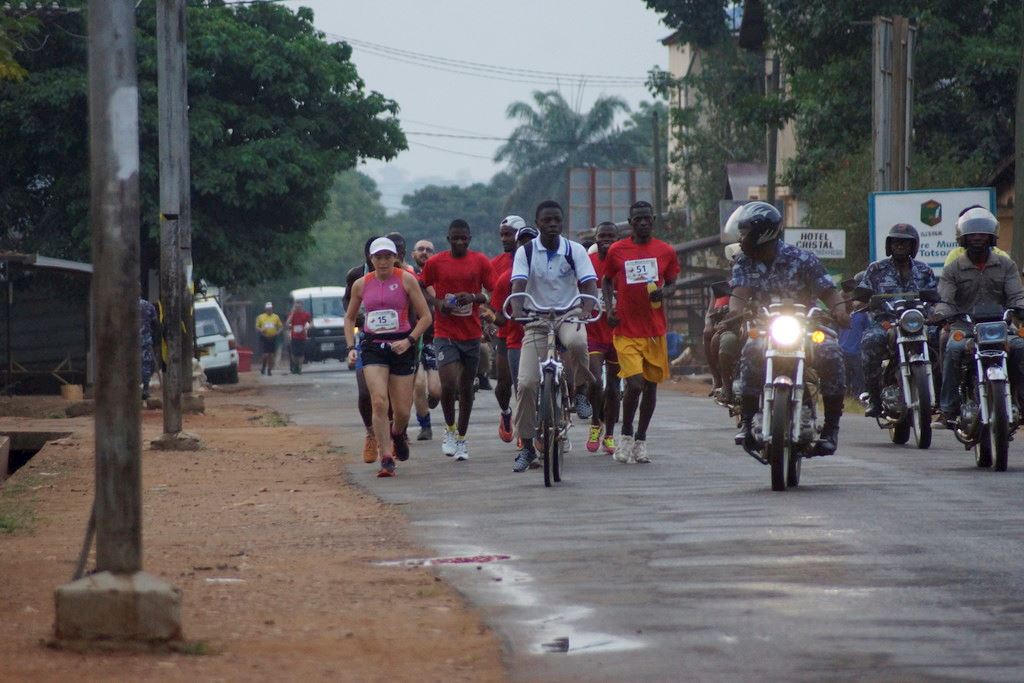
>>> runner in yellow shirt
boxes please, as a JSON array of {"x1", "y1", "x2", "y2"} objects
[{"x1": 255, "y1": 301, "x2": 283, "y2": 375}]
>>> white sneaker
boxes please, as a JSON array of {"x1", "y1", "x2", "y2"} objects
[
  {"x1": 632, "y1": 440, "x2": 651, "y2": 464},
  {"x1": 454, "y1": 439, "x2": 469, "y2": 461},
  {"x1": 442, "y1": 429, "x2": 457, "y2": 456},
  {"x1": 614, "y1": 435, "x2": 634, "y2": 463}
]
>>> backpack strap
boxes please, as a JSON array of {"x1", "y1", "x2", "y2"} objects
[{"x1": 524, "y1": 239, "x2": 576, "y2": 275}]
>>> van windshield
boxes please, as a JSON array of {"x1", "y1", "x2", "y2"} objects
[
  {"x1": 195, "y1": 306, "x2": 229, "y2": 337},
  {"x1": 308, "y1": 297, "x2": 344, "y2": 317}
]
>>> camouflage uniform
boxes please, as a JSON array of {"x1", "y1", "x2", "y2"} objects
[
  {"x1": 139, "y1": 298, "x2": 158, "y2": 396},
  {"x1": 731, "y1": 242, "x2": 845, "y2": 397},
  {"x1": 859, "y1": 258, "x2": 938, "y2": 394}
]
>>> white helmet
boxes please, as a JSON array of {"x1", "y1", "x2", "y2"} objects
[
  {"x1": 956, "y1": 207, "x2": 998, "y2": 247},
  {"x1": 722, "y1": 205, "x2": 743, "y2": 244},
  {"x1": 724, "y1": 242, "x2": 742, "y2": 262}
]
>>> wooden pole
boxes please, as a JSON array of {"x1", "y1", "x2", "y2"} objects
[
  {"x1": 157, "y1": 0, "x2": 184, "y2": 433},
  {"x1": 87, "y1": 0, "x2": 143, "y2": 573},
  {"x1": 766, "y1": 53, "x2": 779, "y2": 204},
  {"x1": 652, "y1": 108, "x2": 664, "y2": 222},
  {"x1": 1013, "y1": 38, "x2": 1024, "y2": 269}
]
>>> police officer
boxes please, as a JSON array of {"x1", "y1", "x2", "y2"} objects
[
  {"x1": 860, "y1": 224, "x2": 938, "y2": 416},
  {"x1": 728, "y1": 202, "x2": 850, "y2": 455},
  {"x1": 934, "y1": 207, "x2": 1024, "y2": 423}
]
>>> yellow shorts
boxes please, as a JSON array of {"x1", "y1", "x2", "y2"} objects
[{"x1": 613, "y1": 335, "x2": 670, "y2": 383}]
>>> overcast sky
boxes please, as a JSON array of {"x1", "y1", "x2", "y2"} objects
[{"x1": 280, "y1": 0, "x2": 671, "y2": 211}]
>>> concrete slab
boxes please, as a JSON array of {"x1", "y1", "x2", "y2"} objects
[{"x1": 54, "y1": 571, "x2": 182, "y2": 643}]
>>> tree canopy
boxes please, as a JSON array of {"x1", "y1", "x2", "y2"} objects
[{"x1": 0, "y1": 0, "x2": 405, "y2": 286}]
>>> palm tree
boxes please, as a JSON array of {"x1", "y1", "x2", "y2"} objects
[{"x1": 495, "y1": 90, "x2": 636, "y2": 216}]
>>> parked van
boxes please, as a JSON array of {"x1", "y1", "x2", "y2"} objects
[
  {"x1": 289, "y1": 286, "x2": 347, "y2": 363},
  {"x1": 194, "y1": 296, "x2": 239, "y2": 383}
]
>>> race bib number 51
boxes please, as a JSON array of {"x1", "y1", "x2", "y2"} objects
[{"x1": 625, "y1": 257, "x2": 658, "y2": 285}]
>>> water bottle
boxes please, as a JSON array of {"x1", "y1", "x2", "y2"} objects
[{"x1": 646, "y1": 281, "x2": 661, "y2": 309}]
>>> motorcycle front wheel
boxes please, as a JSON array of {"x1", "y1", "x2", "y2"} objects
[
  {"x1": 768, "y1": 386, "x2": 792, "y2": 492},
  {"x1": 990, "y1": 379, "x2": 1010, "y2": 472},
  {"x1": 910, "y1": 364, "x2": 932, "y2": 449}
]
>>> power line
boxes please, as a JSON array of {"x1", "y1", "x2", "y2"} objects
[
  {"x1": 404, "y1": 130, "x2": 645, "y2": 151},
  {"x1": 409, "y1": 140, "x2": 495, "y2": 160}
]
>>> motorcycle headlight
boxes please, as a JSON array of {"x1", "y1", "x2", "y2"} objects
[
  {"x1": 976, "y1": 321, "x2": 1008, "y2": 344},
  {"x1": 898, "y1": 309, "x2": 925, "y2": 334},
  {"x1": 769, "y1": 315, "x2": 803, "y2": 347}
]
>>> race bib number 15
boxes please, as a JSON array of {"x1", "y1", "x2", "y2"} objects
[
  {"x1": 625, "y1": 257, "x2": 658, "y2": 285},
  {"x1": 366, "y1": 309, "x2": 399, "y2": 332}
]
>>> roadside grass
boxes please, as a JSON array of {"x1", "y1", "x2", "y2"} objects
[
  {"x1": 0, "y1": 473, "x2": 42, "y2": 534},
  {"x1": 249, "y1": 411, "x2": 290, "y2": 427},
  {"x1": 173, "y1": 640, "x2": 218, "y2": 656}
]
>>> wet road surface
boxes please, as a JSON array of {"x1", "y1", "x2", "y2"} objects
[{"x1": 262, "y1": 362, "x2": 1024, "y2": 682}]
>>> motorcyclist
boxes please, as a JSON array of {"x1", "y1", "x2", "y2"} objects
[
  {"x1": 728, "y1": 202, "x2": 850, "y2": 455},
  {"x1": 934, "y1": 207, "x2": 1024, "y2": 424},
  {"x1": 859, "y1": 223, "x2": 938, "y2": 416},
  {"x1": 705, "y1": 242, "x2": 743, "y2": 403}
]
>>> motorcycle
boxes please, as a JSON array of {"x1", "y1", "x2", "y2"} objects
[
  {"x1": 740, "y1": 299, "x2": 832, "y2": 491},
  {"x1": 946, "y1": 305, "x2": 1021, "y2": 471},
  {"x1": 854, "y1": 287, "x2": 939, "y2": 449}
]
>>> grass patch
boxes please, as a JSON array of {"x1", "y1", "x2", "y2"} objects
[
  {"x1": 174, "y1": 640, "x2": 217, "y2": 656},
  {"x1": 0, "y1": 472, "x2": 47, "y2": 534},
  {"x1": 0, "y1": 510, "x2": 33, "y2": 534},
  {"x1": 248, "y1": 411, "x2": 290, "y2": 427}
]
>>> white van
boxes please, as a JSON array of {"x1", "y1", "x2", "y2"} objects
[
  {"x1": 194, "y1": 296, "x2": 239, "y2": 383},
  {"x1": 289, "y1": 286, "x2": 347, "y2": 363}
]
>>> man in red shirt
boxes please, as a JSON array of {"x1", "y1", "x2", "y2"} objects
[
  {"x1": 602, "y1": 201, "x2": 681, "y2": 464},
  {"x1": 419, "y1": 219, "x2": 496, "y2": 461},
  {"x1": 285, "y1": 299, "x2": 313, "y2": 374},
  {"x1": 490, "y1": 215, "x2": 525, "y2": 441},
  {"x1": 586, "y1": 221, "x2": 622, "y2": 455}
]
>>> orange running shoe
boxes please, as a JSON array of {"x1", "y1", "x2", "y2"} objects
[
  {"x1": 498, "y1": 410, "x2": 513, "y2": 443},
  {"x1": 362, "y1": 431, "x2": 378, "y2": 463},
  {"x1": 377, "y1": 456, "x2": 396, "y2": 477}
]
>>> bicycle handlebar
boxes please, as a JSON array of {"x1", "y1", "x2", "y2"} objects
[{"x1": 502, "y1": 292, "x2": 603, "y2": 325}]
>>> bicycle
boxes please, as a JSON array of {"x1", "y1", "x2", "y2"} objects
[{"x1": 504, "y1": 292, "x2": 602, "y2": 487}]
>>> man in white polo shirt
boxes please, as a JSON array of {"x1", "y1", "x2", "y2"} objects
[{"x1": 509, "y1": 200, "x2": 599, "y2": 472}]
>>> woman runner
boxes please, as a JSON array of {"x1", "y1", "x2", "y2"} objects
[{"x1": 344, "y1": 237, "x2": 432, "y2": 477}]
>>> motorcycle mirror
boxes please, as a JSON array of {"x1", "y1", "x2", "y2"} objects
[
  {"x1": 710, "y1": 280, "x2": 733, "y2": 298},
  {"x1": 918, "y1": 289, "x2": 939, "y2": 303},
  {"x1": 852, "y1": 285, "x2": 874, "y2": 303}
]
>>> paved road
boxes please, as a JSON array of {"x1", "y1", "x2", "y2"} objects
[{"x1": 261, "y1": 362, "x2": 1024, "y2": 682}]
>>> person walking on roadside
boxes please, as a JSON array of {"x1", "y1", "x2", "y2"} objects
[
  {"x1": 139, "y1": 296, "x2": 160, "y2": 400},
  {"x1": 601, "y1": 201, "x2": 681, "y2": 464},
  {"x1": 491, "y1": 215, "x2": 526, "y2": 441},
  {"x1": 419, "y1": 219, "x2": 497, "y2": 461},
  {"x1": 345, "y1": 237, "x2": 432, "y2": 477},
  {"x1": 510, "y1": 201, "x2": 598, "y2": 473},
  {"x1": 586, "y1": 221, "x2": 622, "y2": 455},
  {"x1": 255, "y1": 301, "x2": 283, "y2": 375},
  {"x1": 411, "y1": 239, "x2": 441, "y2": 440},
  {"x1": 286, "y1": 299, "x2": 313, "y2": 374}
]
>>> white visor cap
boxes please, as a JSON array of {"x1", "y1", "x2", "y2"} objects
[{"x1": 369, "y1": 237, "x2": 398, "y2": 256}]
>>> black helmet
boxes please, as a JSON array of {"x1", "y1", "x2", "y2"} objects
[
  {"x1": 956, "y1": 207, "x2": 998, "y2": 247},
  {"x1": 735, "y1": 201, "x2": 783, "y2": 247},
  {"x1": 885, "y1": 223, "x2": 919, "y2": 258}
]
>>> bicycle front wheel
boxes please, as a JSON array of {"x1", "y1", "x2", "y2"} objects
[{"x1": 540, "y1": 370, "x2": 559, "y2": 487}]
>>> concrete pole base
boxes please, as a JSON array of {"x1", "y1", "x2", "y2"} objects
[
  {"x1": 150, "y1": 431, "x2": 202, "y2": 451},
  {"x1": 54, "y1": 571, "x2": 181, "y2": 644},
  {"x1": 182, "y1": 392, "x2": 205, "y2": 414}
]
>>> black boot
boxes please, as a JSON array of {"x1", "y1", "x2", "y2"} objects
[
  {"x1": 864, "y1": 387, "x2": 883, "y2": 417},
  {"x1": 734, "y1": 395, "x2": 759, "y2": 449},
  {"x1": 814, "y1": 395, "x2": 844, "y2": 456}
]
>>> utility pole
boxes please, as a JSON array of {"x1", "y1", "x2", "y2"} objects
[
  {"x1": 652, "y1": 108, "x2": 664, "y2": 222},
  {"x1": 765, "y1": 53, "x2": 780, "y2": 204},
  {"x1": 1013, "y1": 39, "x2": 1024, "y2": 269},
  {"x1": 872, "y1": 16, "x2": 915, "y2": 192},
  {"x1": 55, "y1": 0, "x2": 180, "y2": 643}
]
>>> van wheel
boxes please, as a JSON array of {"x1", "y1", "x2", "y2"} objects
[{"x1": 225, "y1": 365, "x2": 239, "y2": 384}]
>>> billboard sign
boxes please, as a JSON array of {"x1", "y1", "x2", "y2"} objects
[
  {"x1": 784, "y1": 229, "x2": 846, "y2": 259},
  {"x1": 869, "y1": 188, "x2": 996, "y2": 273}
]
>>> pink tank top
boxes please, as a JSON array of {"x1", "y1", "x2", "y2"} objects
[{"x1": 362, "y1": 269, "x2": 412, "y2": 338}]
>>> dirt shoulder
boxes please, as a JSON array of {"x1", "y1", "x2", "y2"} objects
[{"x1": 0, "y1": 378, "x2": 506, "y2": 682}]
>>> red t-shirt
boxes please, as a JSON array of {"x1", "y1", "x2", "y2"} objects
[
  {"x1": 287, "y1": 310, "x2": 313, "y2": 340},
  {"x1": 603, "y1": 237, "x2": 681, "y2": 339},
  {"x1": 489, "y1": 268, "x2": 524, "y2": 348},
  {"x1": 588, "y1": 252, "x2": 613, "y2": 347},
  {"x1": 491, "y1": 251, "x2": 513, "y2": 275},
  {"x1": 420, "y1": 250, "x2": 496, "y2": 341}
]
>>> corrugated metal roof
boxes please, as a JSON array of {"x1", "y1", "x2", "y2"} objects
[{"x1": 0, "y1": 251, "x2": 93, "y2": 275}]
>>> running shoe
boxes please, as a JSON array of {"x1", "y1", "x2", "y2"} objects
[
  {"x1": 632, "y1": 440, "x2": 651, "y2": 464},
  {"x1": 362, "y1": 432, "x2": 378, "y2": 464},
  {"x1": 441, "y1": 428, "x2": 457, "y2": 456},
  {"x1": 498, "y1": 410, "x2": 513, "y2": 443},
  {"x1": 377, "y1": 456, "x2": 396, "y2": 477},
  {"x1": 614, "y1": 435, "x2": 634, "y2": 463},
  {"x1": 574, "y1": 393, "x2": 593, "y2": 419},
  {"x1": 392, "y1": 430, "x2": 410, "y2": 461},
  {"x1": 513, "y1": 447, "x2": 536, "y2": 473},
  {"x1": 602, "y1": 435, "x2": 616, "y2": 455},
  {"x1": 416, "y1": 426, "x2": 432, "y2": 441},
  {"x1": 454, "y1": 439, "x2": 469, "y2": 462},
  {"x1": 586, "y1": 424, "x2": 601, "y2": 452}
]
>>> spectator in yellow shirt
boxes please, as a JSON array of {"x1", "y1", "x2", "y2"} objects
[{"x1": 255, "y1": 301, "x2": 283, "y2": 375}]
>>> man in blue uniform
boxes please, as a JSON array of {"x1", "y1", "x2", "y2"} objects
[
  {"x1": 728, "y1": 202, "x2": 850, "y2": 455},
  {"x1": 859, "y1": 224, "x2": 938, "y2": 416}
]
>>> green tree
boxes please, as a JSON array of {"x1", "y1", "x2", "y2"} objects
[
  {"x1": 0, "y1": 1, "x2": 405, "y2": 287},
  {"x1": 0, "y1": 13, "x2": 40, "y2": 81},
  {"x1": 642, "y1": 0, "x2": 734, "y2": 48}
]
